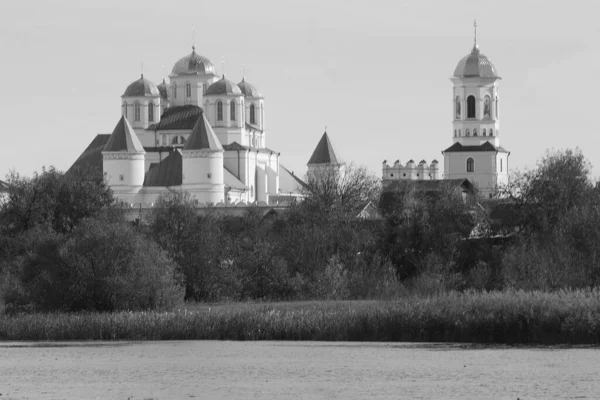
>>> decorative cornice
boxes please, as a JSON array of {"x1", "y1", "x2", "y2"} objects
[
  {"x1": 102, "y1": 152, "x2": 145, "y2": 160},
  {"x1": 181, "y1": 149, "x2": 222, "y2": 158}
]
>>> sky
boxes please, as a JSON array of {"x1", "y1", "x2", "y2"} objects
[{"x1": 1, "y1": 0, "x2": 599, "y2": 180}]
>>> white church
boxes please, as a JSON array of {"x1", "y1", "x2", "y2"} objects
[
  {"x1": 382, "y1": 26, "x2": 510, "y2": 197},
  {"x1": 70, "y1": 46, "x2": 307, "y2": 207}
]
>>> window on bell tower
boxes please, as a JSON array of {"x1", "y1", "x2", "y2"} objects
[
  {"x1": 467, "y1": 95, "x2": 476, "y2": 119},
  {"x1": 134, "y1": 102, "x2": 140, "y2": 121},
  {"x1": 172, "y1": 84, "x2": 177, "y2": 99},
  {"x1": 230, "y1": 101, "x2": 236, "y2": 121},
  {"x1": 186, "y1": 83, "x2": 191, "y2": 98},
  {"x1": 250, "y1": 104, "x2": 256, "y2": 124},
  {"x1": 148, "y1": 102, "x2": 154, "y2": 122}
]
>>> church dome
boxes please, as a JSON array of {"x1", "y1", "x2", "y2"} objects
[
  {"x1": 237, "y1": 78, "x2": 263, "y2": 98},
  {"x1": 453, "y1": 45, "x2": 499, "y2": 79},
  {"x1": 205, "y1": 75, "x2": 242, "y2": 96},
  {"x1": 157, "y1": 79, "x2": 168, "y2": 99},
  {"x1": 171, "y1": 46, "x2": 215, "y2": 76},
  {"x1": 122, "y1": 75, "x2": 159, "y2": 97}
]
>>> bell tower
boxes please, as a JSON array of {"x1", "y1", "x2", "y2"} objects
[{"x1": 443, "y1": 21, "x2": 509, "y2": 197}]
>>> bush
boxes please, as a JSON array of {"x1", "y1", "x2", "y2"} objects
[{"x1": 11, "y1": 218, "x2": 184, "y2": 312}]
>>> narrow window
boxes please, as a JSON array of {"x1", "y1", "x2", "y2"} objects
[
  {"x1": 482, "y1": 128, "x2": 486, "y2": 136},
  {"x1": 466, "y1": 157, "x2": 474, "y2": 173},
  {"x1": 500, "y1": 158, "x2": 503, "y2": 172},
  {"x1": 454, "y1": 129, "x2": 457, "y2": 137},
  {"x1": 466, "y1": 129, "x2": 470, "y2": 136},
  {"x1": 180, "y1": 136, "x2": 187, "y2": 144},
  {"x1": 230, "y1": 101, "x2": 236, "y2": 121},
  {"x1": 172, "y1": 136, "x2": 179, "y2": 145},
  {"x1": 172, "y1": 84, "x2": 177, "y2": 99},
  {"x1": 260, "y1": 104, "x2": 264, "y2": 127},
  {"x1": 484, "y1": 96, "x2": 491, "y2": 118},
  {"x1": 123, "y1": 102, "x2": 128, "y2": 118},
  {"x1": 467, "y1": 95, "x2": 476, "y2": 119},
  {"x1": 148, "y1": 102, "x2": 154, "y2": 122},
  {"x1": 489, "y1": 129, "x2": 494, "y2": 136},
  {"x1": 203, "y1": 83, "x2": 208, "y2": 94},
  {"x1": 217, "y1": 101, "x2": 223, "y2": 121},
  {"x1": 186, "y1": 83, "x2": 191, "y2": 98},
  {"x1": 455, "y1": 96, "x2": 461, "y2": 119},
  {"x1": 250, "y1": 104, "x2": 256, "y2": 124},
  {"x1": 473, "y1": 128, "x2": 478, "y2": 136},
  {"x1": 458, "y1": 129, "x2": 461, "y2": 136},
  {"x1": 134, "y1": 102, "x2": 140, "y2": 121}
]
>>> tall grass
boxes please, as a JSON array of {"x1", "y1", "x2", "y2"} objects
[{"x1": 2, "y1": 290, "x2": 600, "y2": 344}]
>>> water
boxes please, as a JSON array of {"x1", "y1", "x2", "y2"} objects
[{"x1": 1, "y1": 341, "x2": 598, "y2": 399}]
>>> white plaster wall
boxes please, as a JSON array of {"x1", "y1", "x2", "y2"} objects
[
  {"x1": 182, "y1": 151, "x2": 224, "y2": 186},
  {"x1": 451, "y1": 77, "x2": 500, "y2": 144},
  {"x1": 444, "y1": 151, "x2": 500, "y2": 195},
  {"x1": 169, "y1": 75, "x2": 217, "y2": 107},
  {"x1": 122, "y1": 96, "x2": 161, "y2": 130},
  {"x1": 103, "y1": 154, "x2": 145, "y2": 187}
]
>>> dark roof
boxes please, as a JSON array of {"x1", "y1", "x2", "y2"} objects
[
  {"x1": 143, "y1": 150, "x2": 183, "y2": 187},
  {"x1": 245, "y1": 123, "x2": 263, "y2": 132},
  {"x1": 238, "y1": 78, "x2": 263, "y2": 98},
  {"x1": 183, "y1": 114, "x2": 223, "y2": 151},
  {"x1": 205, "y1": 75, "x2": 242, "y2": 96},
  {"x1": 307, "y1": 132, "x2": 339, "y2": 165},
  {"x1": 379, "y1": 179, "x2": 473, "y2": 212},
  {"x1": 122, "y1": 75, "x2": 160, "y2": 97},
  {"x1": 67, "y1": 134, "x2": 111, "y2": 175},
  {"x1": 154, "y1": 105, "x2": 203, "y2": 131},
  {"x1": 0, "y1": 179, "x2": 9, "y2": 191},
  {"x1": 443, "y1": 141, "x2": 508, "y2": 153},
  {"x1": 103, "y1": 116, "x2": 145, "y2": 153}
]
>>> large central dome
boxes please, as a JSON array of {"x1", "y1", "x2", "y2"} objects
[
  {"x1": 453, "y1": 45, "x2": 499, "y2": 79},
  {"x1": 171, "y1": 46, "x2": 216, "y2": 77}
]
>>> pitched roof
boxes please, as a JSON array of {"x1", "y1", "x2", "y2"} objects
[
  {"x1": 103, "y1": 116, "x2": 145, "y2": 153},
  {"x1": 183, "y1": 114, "x2": 223, "y2": 151},
  {"x1": 280, "y1": 165, "x2": 309, "y2": 190},
  {"x1": 67, "y1": 134, "x2": 111, "y2": 175},
  {"x1": 443, "y1": 141, "x2": 509, "y2": 153},
  {"x1": 356, "y1": 202, "x2": 384, "y2": 220},
  {"x1": 0, "y1": 179, "x2": 9, "y2": 191},
  {"x1": 153, "y1": 105, "x2": 203, "y2": 131},
  {"x1": 222, "y1": 142, "x2": 280, "y2": 154},
  {"x1": 307, "y1": 132, "x2": 338, "y2": 165},
  {"x1": 143, "y1": 150, "x2": 183, "y2": 187}
]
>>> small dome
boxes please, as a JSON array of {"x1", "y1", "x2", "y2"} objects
[
  {"x1": 157, "y1": 79, "x2": 168, "y2": 99},
  {"x1": 122, "y1": 75, "x2": 159, "y2": 97},
  {"x1": 204, "y1": 75, "x2": 242, "y2": 96},
  {"x1": 237, "y1": 78, "x2": 263, "y2": 98},
  {"x1": 453, "y1": 45, "x2": 499, "y2": 78},
  {"x1": 171, "y1": 46, "x2": 215, "y2": 76}
]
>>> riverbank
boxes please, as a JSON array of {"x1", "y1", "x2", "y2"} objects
[{"x1": 2, "y1": 290, "x2": 600, "y2": 344}]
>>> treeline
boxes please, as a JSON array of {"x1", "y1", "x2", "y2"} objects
[{"x1": 1, "y1": 150, "x2": 599, "y2": 313}]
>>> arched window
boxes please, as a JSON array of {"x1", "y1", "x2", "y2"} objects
[
  {"x1": 495, "y1": 97, "x2": 499, "y2": 118},
  {"x1": 171, "y1": 136, "x2": 179, "y2": 145},
  {"x1": 489, "y1": 128, "x2": 494, "y2": 136},
  {"x1": 473, "y1": 128, "x2": 478, "y2": 136},
  {"x1": 467, "y1": 95, "x2": 476, "y2": 119},
  {"x1": 466, "y1": 129, "x2": 470, "y2": 136},
  {"x1": 466, "y1": 157, "x2": 474, "y2": 172},
  {"x1": 484, "y1": 96, "x2": 491, "y2": 119},
  {"x1": 454, "y1": 129, "x2": 457, "y2": 137},
  {"x1": 500, "y1": 158, "x2": 503, "y2": 172},
  {"x1": 185, "y1": 83, "x2": 191, "y2": 98},
  {"x1": 230, "y1": 101, "x2": 236, "y2": 121},
  {"x1": 134, "y1": 102, "x2": 140, "y2": 121},
  {"x1": 458, "y1": 129, "x2": 461, "y2": 136},
  {"x1": 455, "y1": 96, "x2": 461, "y2": 119},
  {"x1": 123, "y1": 102, "x2": 128, "y2": 118},
  {"x1": 217, "y1": 101, "x2": 223, "y2": 121},
  {"x1": 172, "y1": 84, "x2": 177, "y2": 99},
  {"x1": 482, "y1": 128, "x2": 486, "y2": 136},
  {"x1": 250, "y1": 104, "x2": 256, "y2": 124},
  {"x1": 180, "y1": 136, "x2": 187, "y2": 144},
  {"x1": 148, "y1": 102, "x2": 154, "y2": 122},
  {"x1": 203, "y1": 83, "x2": 208, "y2": 94}
]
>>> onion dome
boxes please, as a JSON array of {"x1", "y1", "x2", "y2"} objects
[
  {"x1": 237, "y1": 78, "x2": 263, "y2": 98},
  {"x1": 204, "y1": 75, "x2": 242, "y2": 96},
  {"x1": 122, "y1": 74, "x2": 160, "y2": 97},
  {"x1": 453, "y1": 45, "x2": 499, "y2": 78},
  {"x1": 171, "y1": 46, "x2": 215, "y2": 76},
  {"x1": 157, "y1": 79, "x2": 168, "y2": 99}
]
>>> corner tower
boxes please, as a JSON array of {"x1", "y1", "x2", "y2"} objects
[{"x1": 443, "y1": 22, "x2": 509, "y2": 197}]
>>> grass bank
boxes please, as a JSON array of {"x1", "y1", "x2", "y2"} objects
[{"x1": 2, "y1": 290, "x2": 600, "y2": 344}]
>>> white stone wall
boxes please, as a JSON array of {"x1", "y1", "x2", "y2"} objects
[
  {"x1": 169, "y1": 75, "x2": 217, "y2": 107},
  {"x1": 451, "y1": 77, "x2": 500, "y2": 144},
  {"x1": 122, "y1": 96, "x2": 161, "y2": 130},
  {"x1": 443, "y1": 151, "x2": 508, "y2": 196},
  {"x1": 382, "y1": 160, "x2": 440, "y2": 181}
]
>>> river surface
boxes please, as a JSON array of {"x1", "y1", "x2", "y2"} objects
[{"x1": 0, "y1": 341, "x2": 598, "y2": 399}]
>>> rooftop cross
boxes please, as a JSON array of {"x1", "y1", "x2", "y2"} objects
[
  {"x1": 473, "y1": 19, "x2": 478, "y2": 48},
  {"x1": 192, "y1": 25, "x2": 196, "y2": 51}
]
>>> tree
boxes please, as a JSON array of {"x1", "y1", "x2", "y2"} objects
[{"x1": 0, "y1": 165, "x2": 115, "y2": 235}]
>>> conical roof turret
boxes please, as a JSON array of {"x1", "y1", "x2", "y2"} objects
[
  {"x1": 184, "y1": 113, "x2": 223, "y2": 151},
  {"x1": 307, "y1": 131, "x2": 338, "y2": 165},
  {"x1": 103, "y1": 115, "x2": 145, "y2": 153}
]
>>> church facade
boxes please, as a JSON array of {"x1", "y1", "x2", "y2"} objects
[
  {"x1": 383, "y1": 29, "x2": 510, "y2": 197},
  {"x1": 70, "y1": 46, "x2": 304, "y2": 207}
]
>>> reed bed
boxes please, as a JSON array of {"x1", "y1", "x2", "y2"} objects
[{"x1": 2, "y1": 290, "x2": 600, "y2": 344}]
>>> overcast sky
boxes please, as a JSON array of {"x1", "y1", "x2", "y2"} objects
[{"x1": 1, "y1": 0, "x2": 599, "y2": 180}]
